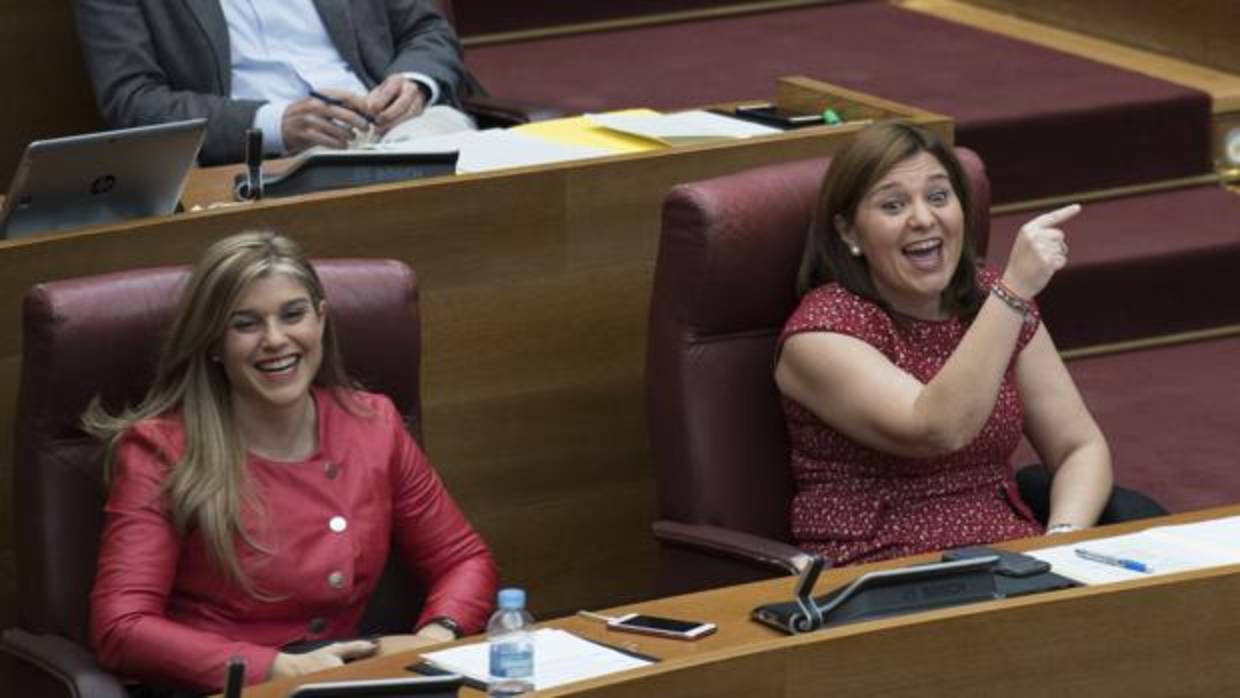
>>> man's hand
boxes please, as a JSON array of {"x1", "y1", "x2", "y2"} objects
[
  {"x1": 364, "y1": 75, "x2": 428, "y2": 136},
  {"x1": 281, "y1": 91, "x2": 373, "y2": 153}
]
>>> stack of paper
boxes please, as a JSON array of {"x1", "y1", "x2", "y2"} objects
[
  {"x1": 363, "y1": 129, "x2": 612, "y2": 173},
  {"x1": 1028, "y1": 515, "x2": 1240, "y2": 585},
  {"x1": 420, "y1": 628, "x2": 653, "y2": 691}
]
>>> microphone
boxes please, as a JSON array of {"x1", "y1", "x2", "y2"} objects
[
  {"x1": 223, "y1": 657, "x2": 246, "y2": 698},
  {"x1": 238, "y1": 128, "x2": 264, "y2": 200}
]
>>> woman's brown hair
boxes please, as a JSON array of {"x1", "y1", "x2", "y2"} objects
[{"x1": 797, "y1": 120, "x2": 984, "y2": 318}]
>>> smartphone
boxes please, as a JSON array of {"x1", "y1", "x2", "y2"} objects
[
  {"x1": 942, "y1": 546, "x2": 1051, "y2": 578},
  {"x1": 730, "y1": 103, "x2": 825, "y2": 129},
  {"x1": 606, "y1": 613, "x2": 717, "y2": 640}
]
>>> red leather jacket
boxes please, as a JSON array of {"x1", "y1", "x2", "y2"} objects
[{"x1": 91, "y1": 388, "x2": 498, "y2": 692}]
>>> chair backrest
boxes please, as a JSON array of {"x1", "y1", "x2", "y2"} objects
[
  {"x1": 12, "y1": 259, "x2": 422, "y2": 645},
  {"x1": 646, "y1": 147, "x2": 991, "y2": 543}
]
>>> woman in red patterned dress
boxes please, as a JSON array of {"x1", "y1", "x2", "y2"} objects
[{"x1": 775, "y1": 121, "x2": 1112, "y2": 566}]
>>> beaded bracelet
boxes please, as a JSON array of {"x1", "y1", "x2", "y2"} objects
[
  {"x1": 990, "y1": 280, "x2": 1035, "y2": 325},
  {"x1": 1046, "y1": 523, "x2": 1082, "y2": 535}
]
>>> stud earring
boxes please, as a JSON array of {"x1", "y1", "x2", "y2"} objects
[{"x1": 849, "y1": 245, "x2": 862, "y2": 256}]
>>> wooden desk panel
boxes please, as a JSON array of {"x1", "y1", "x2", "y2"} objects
[
  {"x1": 0, "y1": 89, "x2": 949, "y2": 622},
  {"x1": 237, "y1": 506, "x2": 1240, "y2": 698}
]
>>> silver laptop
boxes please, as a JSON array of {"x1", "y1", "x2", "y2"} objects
[{"x1": 0, "y1": 118, "x2": 207, "y2": 239}]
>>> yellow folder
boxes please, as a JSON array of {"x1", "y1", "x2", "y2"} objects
[{"x1": 513, "y1": 109, "x2": 666, "y2": 154}]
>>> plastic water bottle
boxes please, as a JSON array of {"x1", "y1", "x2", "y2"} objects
[{"x1": 487, "y1": 587, "x2": 535, "y2": 696}]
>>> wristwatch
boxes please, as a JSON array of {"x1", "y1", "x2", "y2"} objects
[{"x1": 423, "y1": 616, "x2": 463, "y2": 639}]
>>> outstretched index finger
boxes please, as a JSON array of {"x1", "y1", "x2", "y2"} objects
[{"x1": 1028, "y1": 203, "x2": 1082, "y2": 230}]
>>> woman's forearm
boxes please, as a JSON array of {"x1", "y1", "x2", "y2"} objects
[
  {"x1": 913, "y1": 294, "x2": 1026, "y2": 452},
  {"x1": 1045, "y1": 438, "x2": 1113, "y2": 528}
]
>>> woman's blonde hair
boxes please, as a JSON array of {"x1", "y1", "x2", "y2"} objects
[{"x1": 84, "y1": 231, "x2": 355, "y2": 593}]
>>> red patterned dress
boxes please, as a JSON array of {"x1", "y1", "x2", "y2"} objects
[{"x1": 777, "y1": 269, "x2": 1042, "y2": 566}]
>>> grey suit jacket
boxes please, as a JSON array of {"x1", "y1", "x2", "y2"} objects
[{"x1": 74, "y1": 0, "x2": 469, "y2": 164}]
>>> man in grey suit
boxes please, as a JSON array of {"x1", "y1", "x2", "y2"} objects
[{"x1": 75, "y1": 0, "x2": 473, "y2": 164}]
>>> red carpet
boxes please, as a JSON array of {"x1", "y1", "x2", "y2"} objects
[
  {"x1": 467, "y1": 2, "x2": 1211, "y2": 203},
  {"x1": 1013, "y1": 335, "x2": 1240, "y2": 513},
  {"x1": 988, "y1": 185, "x2": 1240, "y2": 349},
  {"x1": 452, "y1": 0, "x2": 811, "y2": 36}
]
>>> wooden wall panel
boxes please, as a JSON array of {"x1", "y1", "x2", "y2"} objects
[
  {"x1": 958, "y1": 0, "x2": 1240, "y2": 74},
  {"x1": 1, "y1": 2, "x2": 102, "y2": 190}
]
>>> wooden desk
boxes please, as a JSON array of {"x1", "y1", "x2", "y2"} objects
[
  {"x1": 239, "y1": 505, "x2": 1240, "y2": 698},
  {"x1": 0, "y1": 78, "x2": 948, "y2": 622}
]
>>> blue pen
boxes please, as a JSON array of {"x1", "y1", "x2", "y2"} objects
[
  {"x1": 309, "y1": 90, "x2": 376, "y2": 124},
  {"x1": 1074, "y1": 548, "x2": 1154, "y2": 574}
]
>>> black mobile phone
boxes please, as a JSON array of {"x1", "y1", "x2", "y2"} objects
[
  {"x1": 942, "y1": 546, "x2": 1050, "y2": 578},
  {"x1": 729, "y1": 103, "x2": 824, "y2": 129},
  {"x1": 285, "y1": 675, "x2": 463, "y2": 697}
]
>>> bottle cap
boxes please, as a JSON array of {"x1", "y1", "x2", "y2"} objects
[{"x1": 497, "y1": 587, "x2": 526, "y2": 610}]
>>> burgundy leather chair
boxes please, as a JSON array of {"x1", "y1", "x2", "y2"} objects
[
  {"x1": 646, "y1": 148, "x2": 992, "y2": 595},
  {"x1": 1, "y1": 259, "x2": 425, "y2": 698}
]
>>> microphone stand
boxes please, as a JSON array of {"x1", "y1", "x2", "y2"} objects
[
  {"x1": 223, "y1": 657, "x2": 246, "y2": 698},
  {"x1": 790, "y1": 554, "x2": 826, "y2": 633}
]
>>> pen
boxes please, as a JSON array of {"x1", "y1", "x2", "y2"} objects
[
  {"x1": 1074, "y1": 548, "x2": 1154, "y2": 573},
  {"x1": 309, "y1": 90, "x2": 376, "y2": 124}
]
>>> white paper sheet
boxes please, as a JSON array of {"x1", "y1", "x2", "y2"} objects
[
  {"x1": 453, "y1": 130, "x2": 612, "y2": 173},
  {"x1": 421, "y1": 628, "x2": 653, "y2": 690},
  {"x1": 1028, "y1": 516, "x2": 1240, "y2": 585}
]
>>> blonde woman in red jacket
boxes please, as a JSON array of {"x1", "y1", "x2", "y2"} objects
[{"x1": 85, "y1": 232, "x2": 497, "y2": 694}]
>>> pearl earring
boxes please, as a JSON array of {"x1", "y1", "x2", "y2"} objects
[{"x1": 849, "y1": 245, "x2": 862, "y2": 256}]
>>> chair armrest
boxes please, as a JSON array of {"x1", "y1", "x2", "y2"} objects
[
  {"x1": 461, "y1": 95, "x2": 565, "y2": 128},
  {"x1": 1, "y1": 628, "x2": 128, "y2": 698},
  {"x1": 652, "y1": 520, "x2": 814, "y2": 576}
]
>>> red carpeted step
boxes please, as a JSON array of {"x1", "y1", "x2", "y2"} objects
[
  {"x1": 988, "y1": 186, "x2": 1240, "y2": 349},
  {"x1": 467, "y1": 2, "x2": 1211, "y2": 203},
  {"x1": 452, "y1": 0, "x2": 791, "y2": 36},
  {"x1": 1012, "y1": 335, "x2": 1240, "y2": 514}
]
